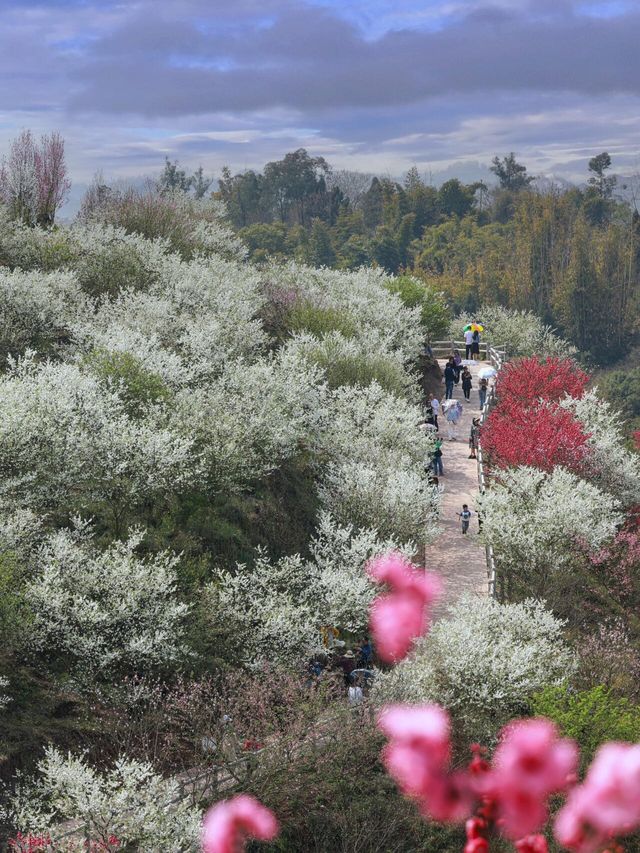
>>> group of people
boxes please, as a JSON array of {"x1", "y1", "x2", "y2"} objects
[
  {"x1": 464, "y1": 326, "x2": 482, "y2": 360},
  {"x1": 307, "y1": 636, "x2": 374, "y2": 705}
]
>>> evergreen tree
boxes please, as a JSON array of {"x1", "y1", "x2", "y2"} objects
[
  {"x1": 373, "y1": 228, "x2": 400, "y2": 273},
  {"x1": 490, "y1": 153, "x2": 534, "y2": 192},
  {"x1": 157, "y1": 158, "x2": 192, "y2": 194},
  {"x1": 308, "y1": 219, "x2": 336, "y2": 267},
  {"x1": 362, "y1": 177, "x2": 384, "y2": 232}
]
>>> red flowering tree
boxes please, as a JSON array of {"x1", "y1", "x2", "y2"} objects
[
  {"x1": 496, "y1": 357, "x2": 589, "y2": 406},
  {"x1": 480, "y1": 399, "x2": 591, "y2": 473}
]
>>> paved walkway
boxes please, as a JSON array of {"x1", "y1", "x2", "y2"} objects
[{"x1": 425, "y1": 359, "x2": 493, "y2": 618}]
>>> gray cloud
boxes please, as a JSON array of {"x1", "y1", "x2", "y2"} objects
[{"x1": 1, "y1": 0, "x2": 639, "y2": 191}]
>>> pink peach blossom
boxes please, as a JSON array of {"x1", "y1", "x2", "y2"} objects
[
  {"x1": 367, "y1": 552, "x2": 441, "y2": 662},
  {"x1": 515, "y1": 834, "x2": 549, "y2": 853},
  {"x1": 555, "y1": 742, "x2": 640, "y2": 851},
  {"x1": 486, "y1": 719, "x2": 577, "y2": 839},
  {"x1": 202, "y1": 794, "x2": 278, "y2": 853}
]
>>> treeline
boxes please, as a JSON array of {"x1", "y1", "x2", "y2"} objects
[{"x1": 214, "y1": 150, "x2": 640, "y2": 364}]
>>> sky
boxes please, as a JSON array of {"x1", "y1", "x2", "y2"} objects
[{"x1": 2, "y1": 0, "x2": 640, "y2": 206}]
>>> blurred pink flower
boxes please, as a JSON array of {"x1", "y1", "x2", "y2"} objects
[
  {"x1": 486, "y1": 719, "x2": 577, "y2": 838},
  {"x1": 367, "y1": 552, "x2": 441, "y2": 662},
  {"x1": 555, "y1": 742, "x2": 640, "y2": 852},
  {"x1": 515, "y1": 834, "x2": 549, "y2": 853},
  {"x1": 202, "y1": 794, "x2": 278, "y2": 853},
  {"x1": 378, "y1": 704, "x2": 474, "y2": 822}
]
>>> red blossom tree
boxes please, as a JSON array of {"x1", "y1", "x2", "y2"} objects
[
  {"x1": 480, "y1": 399, "x2": 591, "y2": 472},
  {"x1": 496, "y1": 357, "x2": 589, "y2": 406}
]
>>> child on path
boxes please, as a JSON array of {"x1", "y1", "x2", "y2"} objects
[
  {"x1": 461, "y1": 367, "x2": 472, "y2": 401},
  {"x1": 456, "y1": 504, "x2": 474, "y2": 534}
]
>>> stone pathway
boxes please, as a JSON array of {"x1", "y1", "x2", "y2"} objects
[{"x1": 424, "y1": 359, "x2": 494, "y2": 618}]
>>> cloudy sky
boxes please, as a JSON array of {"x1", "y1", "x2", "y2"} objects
[{"x1": 2, "y1": 0, "x2": 639, "y2": 199}]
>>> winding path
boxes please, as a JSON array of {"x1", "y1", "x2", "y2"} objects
[{"x1": 425, "y1": 359, "x2": 493, "y2": 617}]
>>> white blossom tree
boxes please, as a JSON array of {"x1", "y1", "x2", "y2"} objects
[
  {"x1": 26, "y1": 523, "x2": 190, "y2": 679},
  {"x1": 478, "y1": 466, "x2": 621, "y2": 596},
  {"x1": 5, "y1": 747, "x2": 201, "y2": 851},
  {"x1": 374, "y1": 596, "x2": 575, "y2": 743}
]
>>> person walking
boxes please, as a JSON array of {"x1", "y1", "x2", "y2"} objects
[
  {"x1": 464, "y1": 327, "x2": 474, "y2": 359},
  {"x1": 443, "y1": 399, "x2": 462, "y2": 441},
  {"x1": 468, "y1": 417, "x2": 480, "y2": 459},
  {"x1": 471, "y1": 329, "x2": 481, "y2": 361},
  {"x1": 432, "y1": 438, "x2": 444, "y2": 476},
  {"x1": 456, "y1": 504, "x2": 474, "y2": 534},
  {"x1": 430, "y1": 395, "x2": 440, "y2": 431},
  {"x1": 453, "y1": 350, "x2": 463, "y2": 385},
  {"x1": 461, "y1": 366, "x2": 472, "y2": 401},
  {"x1": 444, "y1": 357, "x2": 456, "y2": 400},
  {"x1": 479, "y1": 377, "x2": 488, "y2": 410}
]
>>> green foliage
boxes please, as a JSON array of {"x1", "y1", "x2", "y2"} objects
[
  {"x1": 240, "y1": 222, "x2": 289, "y2": 261},
  {"x1": 531, "y1": 685, "x2": 640, "y2": 765},
  {"x1": 74, "y1": 238, "x2": 157, "y2": 296},
  {"x1": 84, "y1": 350, "x2": 171, "y2": 416},
  {"x1": 286, "y1": 300, "x2": 358, "y2": 338},
  {"x1": 245, "y1": 708, "x2": 466, "y2": 852},
  {"x1": 303, "y1": 339, "x2": 409, "y2": 395},
  {"x1": 0, "y1": 551, "x2": 31, "y2": 654},
  {"x1": 597, "y1": 367, "x2": 640, "y2": 429},
  {"x1": 384, "y1": 274, "x2": 451, "y2": 339}
]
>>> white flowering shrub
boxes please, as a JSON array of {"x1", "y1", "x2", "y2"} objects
[
  {"x1": 270, "y1": 261, "x2": 424, "y2": 362},
  {"x1": 0, "y1": 268, "x2": 86, "y2": 359},
  {"x1": 207, "y1": 513, "x2": 414, "y2": 667},
  {"x1": 71, "y1": 252, "x2": 266, "y2": 384},
  {"x1": 319, "y1": 460, "x2": 438, "y2": 543},
  {"x1": 452, "y1": 305, "x2": 576, "y2": 358},
  {"x1": 315, "y1": 383, "x2": 439, "y2": 542},
  {"x1": 26, "y1": 522, "x2": 190, "y2": 678},
  {"x1": 285, "y1": 329, "x2": 413, "y2": 396},
  {"x1": 0, "y1": 355, "x2": 200, "y2": 518},
  {"x1": 5, "y1": 747, "x2": 201, "y2": 851},
  {"x1": 308, "y1": 512, "x2": 415, "y2": 633},
  {"x1": 560, "y1": 389, "x2": 640, "y2": 504},
  {"x1": 172, "y1": 349, "x2": 324, "y2": 490},
  {"x1": 0, "y1": 675, "x2": 10, "y2": 710},
  {"x1": 478, "y1": 466, "x2": 621, "y2": 593},
  {"x1": 374, "y1": 596, "x2": 575, "y2": 742}
]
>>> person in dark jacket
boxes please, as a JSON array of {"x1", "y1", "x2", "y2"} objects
[
  {"x1": 444, "y1": 357, "x2": 456, "y2": 399},
  {"x1": 461, "y1": 366, "x2": 472, "y2": 401}
]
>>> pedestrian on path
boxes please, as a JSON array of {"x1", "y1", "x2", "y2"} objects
[
  {"x1": 430, "y1": 394, "x2": 440, "y2": 431},
  {"x1": 468, "y1": 417, "x2": 480, "y2": 459},
  {"x1": 464, "y1": 328, "x2": 474, "y2": 359},
  {"x1": 444, "y1": 358, "x2": 456, "y2": 399},
  {"x1": 443, "y1": 399, "x2": 462, "y2": 441},
  {"x1": 471, "y1": 329, "x2": 481, "y2": 361},
  {"x1": 461, "y1": 367, "x2": 472, "y2": 401},
  {"x1": 479, "y1": 377, "x2": 488, "y2": 410},
  {"x1": 432, "y1": 437, "x2": 443, "y2": 476},
  {"x1": 456, "y1": 504, "x2": 474, "y2": 534}
]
